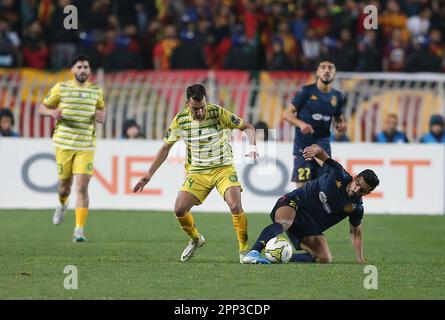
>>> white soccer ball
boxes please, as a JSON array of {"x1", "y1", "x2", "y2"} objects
[{"x1": 264, "y1": 237, "x2": 293, "y2": 263}]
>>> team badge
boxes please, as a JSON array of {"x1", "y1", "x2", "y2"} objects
[
  {"x1": 310, "y1": 95, "x2": 318, "y2": 100},
  {"x1": 229, "y1": 174, "x2": 238, "y2": 182},
  {"x1": 330, "y1": 96, "x2": 338, "y2": 107},
  {"x1": 289, "y1": 200, "x2": 297, "y2": 209},
  {"x1": 230, "y1": 115, "x2": 241, "y2": 126},
  {"x1": 343, "y1": 203, "x2": 356, "y2": 213},
  {"x1": 335, "y1": 180, "x2": 342, "y2": 189}
]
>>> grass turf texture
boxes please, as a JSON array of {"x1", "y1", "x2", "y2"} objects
[{"x1": 1, "y1": 210, "x2": 444, "y2": 300}]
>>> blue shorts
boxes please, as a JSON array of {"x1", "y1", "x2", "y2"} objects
[
  {"x1": 270, "y1": 194, "x2": 323, "y2": 248},
  {"x1": 291, "y1": 156, "x2": 326, "y2": 183}
]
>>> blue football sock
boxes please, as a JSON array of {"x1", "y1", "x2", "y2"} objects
[
  {"x1": 251, "y1": 223, "x2": 283, "y2": 252},
  {"x1": 290, "y1": 252, "x2": 315, "y2": 263}
]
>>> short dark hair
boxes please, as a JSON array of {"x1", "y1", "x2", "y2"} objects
[
  {"x1": 186, "y1": 84, "x2": 206, "y2": 101},
  {"x1": 0, "y1": 108, "x2": 14, "y2": 126},
  {"x1": 357, "y1": 169, "x2": 380, "y2": 191},
  {"x1": 70, "y1": 54, "x2": 91, "y2": 68},
  {"x1": 316, "y1": 59, "x2": 335, "y2": 70}
]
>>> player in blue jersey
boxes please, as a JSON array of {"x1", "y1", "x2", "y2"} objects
[
  {"x1": 284, "y1": 60, "x2": 347, "y2": 189},
  {"x1": 241, "y1": 144, "x2": 379, "y2": 264}
]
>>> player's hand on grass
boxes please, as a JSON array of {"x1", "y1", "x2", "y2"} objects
[
  {"x1": 357, "y1": 257, "x2": 366, "y2": 264},
  {"x1": 50, "y1": 109, "x2": 63, "y2": 121},
  {"x1": 133, "y1": 175, "x2": 151, "y2": 192},
  {"x1": 300, "y1": 122, "x2": 314, "y2": 135}
]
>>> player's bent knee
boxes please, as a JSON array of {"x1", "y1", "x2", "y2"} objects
[
  {"x1": 174, "y1": 204, "x2": 188, "y2": 217},
  {"x1": 274, "y1": 219, "x2": 293, "y2": 231},
  {"x1": 316, "y1": 254, "x2": 332, "y2": 264},
  {"x1": 228, "y1": 202, "x2": 243, "y2": 214}
]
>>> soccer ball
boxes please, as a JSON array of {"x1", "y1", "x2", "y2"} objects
[{"x1": 264, "y1": 237, "x2": 293, "y2": 263}]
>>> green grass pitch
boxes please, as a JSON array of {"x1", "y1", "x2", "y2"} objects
[{"x1": 1, "y1": 210, "x2": 444, "y2": 300}]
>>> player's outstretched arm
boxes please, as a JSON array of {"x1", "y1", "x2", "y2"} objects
[
  {"x1": 239, "y1": 121, "x2": 258, "y2": 159},
  {"x1": 133, "y1": 142, "x2": 174, "y2": 192},
  {"x1": 38, "y1": 103, "x2": 62, "y2": 121},
  {"x1": 350, "y1": 224, "x2": 365, "y2": 264},
  {"x1": 284, "y1": 103, "x2": 314, "y2": 135}
]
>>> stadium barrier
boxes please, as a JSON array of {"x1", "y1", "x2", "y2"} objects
[
  {"x1": 1, "y1": 69, "x2": 444, "y2": 142},
  {"x1": 0, "y1": 138, "x2": 443, "y2": 215}
]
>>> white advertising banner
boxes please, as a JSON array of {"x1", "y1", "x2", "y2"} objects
[{"x1": 0, "y1": 138, "x2": 443, "y2": 215}]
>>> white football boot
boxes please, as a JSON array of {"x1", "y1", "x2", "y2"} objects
[
  {"x1": 73, "y1": 227, "x2": 86, "y2": 242},
  {"x1": 180, "y1": 234, "x2": 205, "y2": 261},
  {"x1": 53, "y1": 203, "x2": 68, "y2": 225}
]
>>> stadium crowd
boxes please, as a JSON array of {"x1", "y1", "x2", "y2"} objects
[{"x1": 1, "y1": 0, "x2": 444, "y2": 72}]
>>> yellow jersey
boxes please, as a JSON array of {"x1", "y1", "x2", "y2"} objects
[
  {"x1": 43, "y1": 80, "x2": 105, "y2": 150},
  {"x1": 164, "y1": 104, "x2": 243, "y2": 172}
]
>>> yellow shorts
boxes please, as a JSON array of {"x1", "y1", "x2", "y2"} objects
[
  {"x1": 180, "y1": 165, "x2": 242, "y2": 204},
  {"x1": 55, "y1": 148, "x2": 95, "y2": 180}
]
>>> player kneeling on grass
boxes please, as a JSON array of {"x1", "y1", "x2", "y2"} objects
[
  {"x1": 133, "y1": 84, "x2": 257, "y2": 263},
  {"x1": 242, "y1": 144, "x2": 379, "y2": 264}
]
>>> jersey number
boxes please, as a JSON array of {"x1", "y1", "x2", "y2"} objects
[{"x1": 298, "y1": 168, "x2": 311, "y2": 181}]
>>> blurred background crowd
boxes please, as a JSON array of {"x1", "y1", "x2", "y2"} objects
[{"x1": 1, "y1": 0, "x2": 445, "y2": 72}]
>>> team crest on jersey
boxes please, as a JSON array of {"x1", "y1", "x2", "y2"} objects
[
  {"x1": 330, "y1": 96, "x2": 338, "y2": 107},
  {"x1": 229, "y1": 174, "x2": 238, "y2": 182},
  {"x1": 310, "y1": 95, "x2": 318, "y2": 100},
  {"x1": 343, "y1": 203, "x2": 356, "y2": 213},
  {"x1": 335, "y1": 180, "x2": 342, "y2": 189},
  {"x1": 231, "y1": 115, "x2": 241, "y2": 126}
]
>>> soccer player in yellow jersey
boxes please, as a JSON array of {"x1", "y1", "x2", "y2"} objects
[
  {"x1": 133, "y1": 84, "x2": 257, "y2": 263},
  {"x1": 38, "y1": 54, "x2": 106, "y2": 242}
]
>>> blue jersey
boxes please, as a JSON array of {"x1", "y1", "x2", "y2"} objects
[
  {"x1": 419, "y1": 132, "x2": 445, "y2": 143},
  {"x1": 291, "y1": 84, "x2": 345, "y2": 156},
  {"x1": 284, "y1": 158, "x2": 364, "y2": 232}
]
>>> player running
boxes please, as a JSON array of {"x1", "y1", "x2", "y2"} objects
[
  {"x1": 38, "y1": 54, "x2": 106, "y2": 242},
  {"x1": 133, "y1": 84, "x2": 257, "y2": 263},
  {"x1": 284, "y1": 60, "x2": 347, "y2": 189},
  {"x1": 242, "y1": 144, "x2": 379, "y2": 264}
]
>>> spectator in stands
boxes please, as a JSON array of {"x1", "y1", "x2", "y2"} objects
[
  {"x1": 153, "y1": 24, "x2": 179, "y2": 70},
  {"x1": 405, "y1": 35, "x2": 442, "y2": 72},
  {"x1": 0, "y1": 18, "x2": 20, "y2": 68},
  {"x1": 267, "y1": 36, "x2": 293, "y2": 71},
  {"x1": 49, "y1": 0, "x2": 78, "y2": 70},
  {"x1": 330, "y1": 126, "x2": 350, "y2": 142},
  {"x1": 356, "y1": 30, "x2": 381, "y2": 72},
  {"x1": 383, "y1": 28, "x2": 408, "y2": 72},
  {"x1": 23, "y1": 20, "x2": 49, "y2": 69},
  {"x1": 0, "y1": 108, "x2": 20, "y2": 137},
  {"x1": 170, "y1": 26, "x2": 207, "y2": 70},
  {"x1": 329, "y1": 28, "x2": 356, "y2": 71},
  {"x1": 122, "y1": 119, "x2": 144, "y2": 139},
  {"x1": 419, "y1": 114, "x2": 445, "y2": 143},
  {"x1": 375, "y1": 114, "x2": 409, "y2": 143},
  {"x1": 407, "y1": 6, "x2": 431, "y2": 39},
  {"x1": 300, "y1": 28, "x2": 321, "y2": 70}
]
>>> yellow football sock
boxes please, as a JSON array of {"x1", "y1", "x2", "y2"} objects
[
  {"x1": 231, "y1": 211, "x2": 248, "y2": 252},
  {"x1": 75, "y1": 208, "x2": 89, "y2": 228},
  {"x1": 176, "y1": 212, "x2": 200, "y2": 240},
  {"x1": 59, "y1": 195, "x2": 68, "y2": 206}
]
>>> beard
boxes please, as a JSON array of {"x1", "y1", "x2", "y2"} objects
[
  {"x1": 75, "y1": 74, "x2": 89, "y2": 83},
  {"x1": 320, "y1": 77, "x2": 333, "y2": 85}
]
